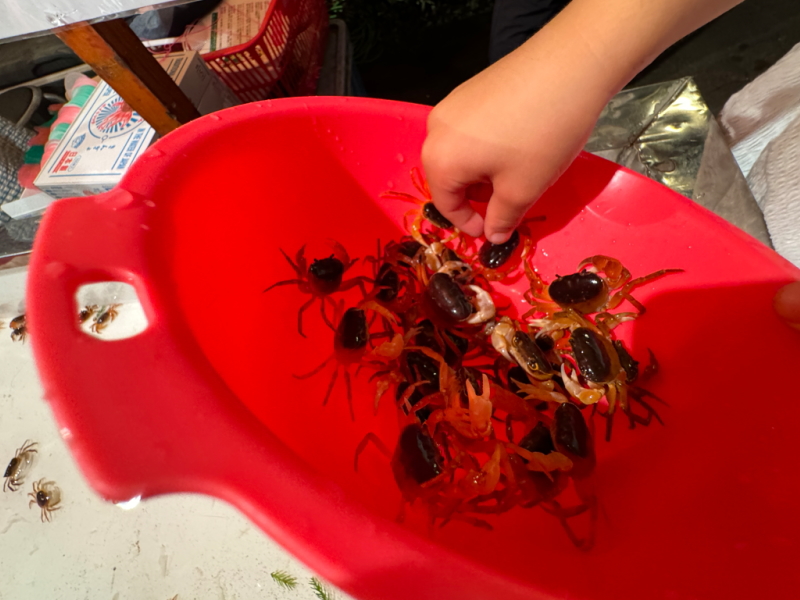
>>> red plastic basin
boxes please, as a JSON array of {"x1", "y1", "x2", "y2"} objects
[{"x1": 28, "y1": 97, "x2": 800, "y2": 600}]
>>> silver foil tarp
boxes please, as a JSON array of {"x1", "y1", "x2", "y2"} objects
[
  {"x1": 586, "y1": 77, "x2": 771, "y2": 247},
  {"x1": 0, "y1": 77, "x2": 770, "y2": 266}
]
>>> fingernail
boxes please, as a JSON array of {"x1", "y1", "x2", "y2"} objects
[
  {"x1": 488, "y1": 231, "x2": 510, "y2": 244},
  {"x1": 774, "y1": 281, "x2": 800, "y2": 328}
]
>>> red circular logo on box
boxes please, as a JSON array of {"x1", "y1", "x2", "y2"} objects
[{"x1": 89, "y1": 99, "x2": 144, "y2": 139}]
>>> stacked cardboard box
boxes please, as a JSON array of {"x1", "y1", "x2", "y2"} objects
[{"x1": 24, "y1": 52, "x2": 238, "y2": 207}]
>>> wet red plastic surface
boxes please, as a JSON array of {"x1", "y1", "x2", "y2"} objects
[{"x1": 28, "y1": 97, "x2": 800, "y2": 600}]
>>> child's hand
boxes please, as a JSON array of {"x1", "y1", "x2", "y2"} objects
[
  {"x1": 422, "y1": 0, "x2": 744, "y2": 244},
  {"x1": 422, "y1": 24, "x2": 608, "y2": 244},
  {"x1": 775, "y1": 282, "x2": 800, "y2": 331}
]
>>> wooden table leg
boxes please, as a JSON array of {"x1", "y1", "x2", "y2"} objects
[{"x1": 57, "y1": 19, "x2": 201, "y2": 136}]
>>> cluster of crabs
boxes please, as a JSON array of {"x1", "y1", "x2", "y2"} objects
[
  {"x1": 2, "y1": 304, "x2": 120, "y2": 345},
  {"x1": 0, "y1": 308, "x2": 122, "y2": 527},
  {"x1": 265, "y1": 168, "x2": 680, "y2": 549},
  {"x1": 3, "y1": 440, "x2": 62, "y2": 522}
]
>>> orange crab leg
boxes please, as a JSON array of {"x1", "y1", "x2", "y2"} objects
[
  {"x1": 263, "y1": 278, "x2": 306, "y2": 294},
  {"x1": 642, "y1": 349, "x2": 659, "y2": 380},
  {"x1": 293, "y1": 355, "x2": 333, "y2": 380},
  {"x1": 542, "y1": 498, "x2": 597, "y2": 551},
  {"x1": 339, "y1": 275, "x2": 373, "y2": 298},
  {"x1": 320, "y1": 296, "x2": 339, "y2": 331},
  {"x1": 606, "y1": 268, "x2": 684, "y2": 313},
  {"x1": 295, "y1": 296, "x2": 317, "y2": 338},
  {"x1": 410, "y1": 167, "x2": 431, "y2": 199},
  {"x1": 578, "y1": 255, "x2": 631, "y2": 289},
  {"x1": 408, "y1": 211, "x2": 427, "y2": 247},
  {"x1": 322, "y1": 368, "x2": 340, "y2": 407},
  {"x1": 285, "y1": 246, "x2": 306, "y2": 276},
  {"x1": 381, "y1": 190, "x2": 425, "y2": 206},
  {"x1": 343, "y1": 370, "x2": 355, "y2": 421}
]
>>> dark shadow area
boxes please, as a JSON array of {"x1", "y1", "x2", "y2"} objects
[
  {"x1": 358, "y1": 0, "x2": 800, "y2": 114},
  {"x1": 358, "y1": 13, "x2": 492, "y2": 105},
  {"x1": 630, "y1": 0, "x2": 800, "y2": 112}
]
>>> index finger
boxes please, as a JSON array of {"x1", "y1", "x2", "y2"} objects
[{"x1": 425, "y1": 172, "x2": 485, "y2": 238}]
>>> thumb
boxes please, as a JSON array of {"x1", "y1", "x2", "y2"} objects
[{"x1": 775, "y1": 281, "x2": 800, "y2": 331}]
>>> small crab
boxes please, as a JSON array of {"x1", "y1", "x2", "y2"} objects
[
  {"x1": 10, "y1": 314, "x2": 27, "y2": 342},
  {"x1": 294, "y1": 300, "x2": 399, "y2": 421},
  {"x1": 489, "y1": 317, "x2": 568, "y2": 406},
  {"x1": 471, "y1": 216, "x2": 545, "y2": 282},
  {"x1": 365, "y1": 239, "x2": 423, "y2": 319},
  {"x1": 263, "y1": 241, "x2": 372, "y2": 337},
  {"x1": 524, "y1": 255, "x2": 682, "y2": 318},
  {"x1": 401, "y1": 238, "x2": 472, "y2": 285},
  {"x1": 414, "y1": 347, "x2": 548, "y2": 439},
  {"x1": 542, "y1": 402, "x2": 598, "y2": 549},
  {"x1": 78, "y1": 304, "x2": 99, "y2": 324},
  {"x1": 491, "y1": 317, "x2": 554, "y2": 382},
  {"x1": 91, "y1": 304, "x2": 121, "y2": 334},
  {"x1": 425, "y1": 371, "x2": 496, "y2": 440},
  {"x1": 423, "y1": 272, "x2": 496, "y2": 328},
  {"x1": 381, "y1": 168, "x2": 466, "y2": 249},
  {"x1": 354, "y1": 422, "x2": 449, "y2": 524},
  {"x1": 28, "y1": 478, "x2": 62, "y2": 522},
  {"x1": 355, "y1": 421, "x2": 510, "y2": 529},
  {"x1": 3, "y1": 440, "x2": 38, "y2": 492},
  {"x1": 561, "y1": 326, "x2": 665, "y2": 441}
]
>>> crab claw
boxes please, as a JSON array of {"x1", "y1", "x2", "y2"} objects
[
  {"x1": 466, "y1": 285, "x2": 496, "y2": 325},
  {"x1": 359, "y1": 300, "x2": 399, "y2": 324},
  {"x1": 507, "y1": 443, "x2": 574, "y2": 481},
  {"x1": 510, "y1": 378, "x2": 568, "y2": 404},
  {"x1": 327, "y1": 239, "x2": 353, "y2": 267},
  {"x1": 578, "y1": 255, "x2": 631, "y2": 288},
  {"x1": 490, "y1": 317, "x2": 515, "y2": 362},
  {"x1": 561, "y1": 363, "x2": 604, "y2": 405},
  {"x1": 460, "y1": 443, "x2": 504, "y2": 498},
  {"x1": 466, "y1": 374, "x2": 493, "y2": 437},
  {"x1": 371, "y1": 333, "x2": 405, "y2": 360}
]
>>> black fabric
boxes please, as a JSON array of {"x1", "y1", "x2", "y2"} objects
[
  {"x1": 129, "y1": 0, "x2": 224, "y2": 39},
  {"x1": 489, "y1": 0, "x2": 571, "y2": 63}
]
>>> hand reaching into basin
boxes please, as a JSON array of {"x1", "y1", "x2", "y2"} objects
[{"x1": 422, "y1": 0, "x2": 745, "y2": 244}]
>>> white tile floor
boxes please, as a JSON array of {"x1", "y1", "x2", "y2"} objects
[{"x1": 0, "y1": 299, "x2": 345, "y2": 600}]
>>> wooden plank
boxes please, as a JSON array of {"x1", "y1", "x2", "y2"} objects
[{"x1": 57, "y1": 19, "x2": 201, "y2": 135}]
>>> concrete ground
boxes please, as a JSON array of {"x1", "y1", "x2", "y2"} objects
[{"x1": 358, "y1": 0, "x2": 800, "y2": 114}]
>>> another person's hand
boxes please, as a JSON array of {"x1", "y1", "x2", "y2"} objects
[
  {"x1": 775, "y1": 282, "x2": 800, "y2": 331},
  {"x1": 423, "y1": 0, "x2": 745, "y2": 243}
]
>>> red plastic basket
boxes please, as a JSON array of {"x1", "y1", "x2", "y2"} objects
[{"x1": 202, "y1": 0, "x2": 328, "y2": 102}]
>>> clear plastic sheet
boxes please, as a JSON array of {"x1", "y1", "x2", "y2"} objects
[
  {"x1": 0, "y1": 77, "x2": 772, "y2": 263},
  {"x1": 586, "y1": 77, "x2": 771, "y2": 247},
  {"x1": 0, "y1": 0, "x2": 192, "y2": 44}
]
